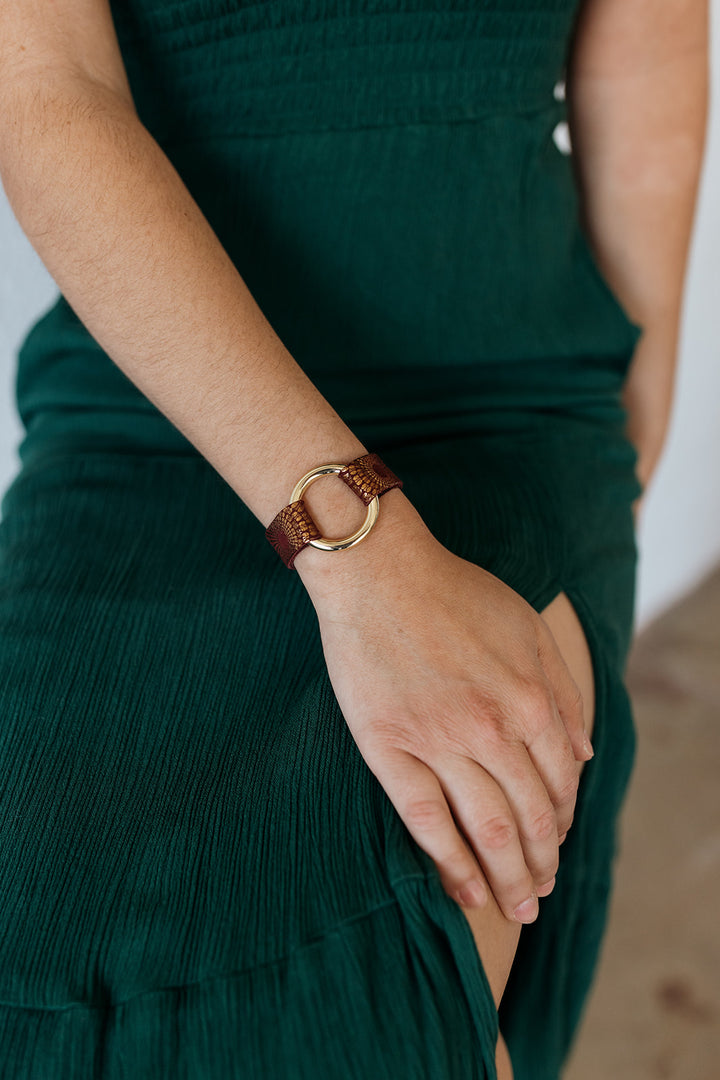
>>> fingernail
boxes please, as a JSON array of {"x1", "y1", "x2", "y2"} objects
[
  {"x1": 456, "y1": 880, "x2": 487, "y2": 908},
  {"x1": 536, "y1": 876, "x2": 556, "y2": 898},
  {"x1": 513, "y1": 894, "x2": 539, "y2": 923},
  {"x1": 583, "y1": 734, "x2": 594, "y2": 759}
]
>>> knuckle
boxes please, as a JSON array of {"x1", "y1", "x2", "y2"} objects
[
  {"x1": 533, "y1": 852, "x2": 560, "y2": 882},
  {"x1": 477, "y1": 705, "x2": 524, "y2": 749},
  {"x1": 477, "y1": 814, "x2": 516, "y2": 851},
  {"x1": 519, "y1": 679, "x2": 556, "y2": 730},
  {"x1": 446, "y1": 852, "x2": 482, "y2": 890},
  {"x1": 568, "y1": 679, "x2": 584, "y2": 715},
  {"x1": 438, "y1": 845, "x2": 483, "y2": 897},
  {"x1": 443, "y1": 845, "x2": 476, "y2": 875},
  {"x1": 555, "y1": 772, "x2": 580, "y2": 806},
  {"x1": 544, "y1": 858, "x2": 560, "y2": 883},
  {"x1": 403, "y1": 798, "x2": 449, "y2": 832},
  {"x1": 474, "y1": 698, "x2": 508, "y2": 735},
  {"x1": 533, "y1": 870, "x2": 559, "y2": 897},
  {"x1": 525, "y1": 806, "x2": 557, "y2": 843}
]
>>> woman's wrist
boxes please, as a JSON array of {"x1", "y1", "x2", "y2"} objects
[{"x1": 293, "y1": 485, "x2": 436, "y2": 605}]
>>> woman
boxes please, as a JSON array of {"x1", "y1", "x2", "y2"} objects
[{"x1": 0, "y1": 0, "x2": 708, "y2": 1076}]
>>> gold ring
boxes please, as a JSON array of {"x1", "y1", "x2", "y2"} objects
[{"x1": 290, "y1": 464, "x2": 380, "y2": 552}]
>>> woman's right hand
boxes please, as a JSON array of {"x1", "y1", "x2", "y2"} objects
[{"x1": 300, "y1": 504, "x2": 592, "y2": 923}]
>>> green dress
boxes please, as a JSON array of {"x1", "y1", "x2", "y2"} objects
[{"x1": 0, "y1": 1, "x2": 645, "y2": 1076}]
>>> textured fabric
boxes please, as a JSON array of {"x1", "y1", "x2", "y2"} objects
[{"x1": 1, "y1": 1, "x2": 644, "y2": 1077}]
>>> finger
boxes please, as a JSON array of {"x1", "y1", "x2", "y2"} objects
[
  {"x1": 535, "y1": 615, "x2": 591, "y2": 762},
  {"x1": 511, "y1": 675, "x2": 580, "y2": 840},
  {"x1": 368, "y1": 746, "x2": 490, "y2": 909},
  {"x1": 433, "y1": 753, "x2": 540, "y2": 923},
  {"x1": 466, "y1": 736, "x2": 560, "y2": 893}
]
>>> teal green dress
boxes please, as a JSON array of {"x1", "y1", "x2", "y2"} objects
[{"x1": 0, "y1": 1, "x2": 645, "y2": 1076}]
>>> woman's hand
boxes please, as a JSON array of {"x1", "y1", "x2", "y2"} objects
[{"x1": 300, "y1": 510, "x2": 592, "y2": 923}]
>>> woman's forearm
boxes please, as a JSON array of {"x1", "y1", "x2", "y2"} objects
[
  {"x1": 565, "y1": 0, "x2": 709, "y2": 488},
  {"x1": 0, "y1": 75, "x2": 426, "y2": 583}
]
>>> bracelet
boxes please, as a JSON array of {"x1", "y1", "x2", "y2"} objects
[{"x1": 265, "y1": 452, "x2": 404, "y2": 569}]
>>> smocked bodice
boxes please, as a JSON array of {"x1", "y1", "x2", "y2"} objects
[{"x1": 108, "y1": 0, "x2": 582, "y2": 138}]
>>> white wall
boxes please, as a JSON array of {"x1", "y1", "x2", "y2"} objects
[
  {"x1": 0, "y1": 199, "x2": 57, "y2": 488},
  {"x1": 1, "y1": 16, "x2": 718, "y2": 634}
]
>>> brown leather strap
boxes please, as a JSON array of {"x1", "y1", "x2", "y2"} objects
[
  {"x1": 337, "y1": 452, "x2": 404, "y2": 504},
  {"x1": 265, "y1": 500, "x2": 322, "y2": 569},
  {"x1": 265, "y1": 452, "x2": 403, "y2": 569}
]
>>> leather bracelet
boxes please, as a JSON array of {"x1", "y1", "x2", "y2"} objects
[{"x1": 265, "y1": 452, "x2": 404, "y2": 569}]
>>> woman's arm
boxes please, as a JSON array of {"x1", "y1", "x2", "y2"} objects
[
  {"x1": 0, "y1": 3, "x2": 591, "y2": 925},
  {"x1": 565, "y1": 0, "x2": 709, "y2": 505},
  {"x1": 0, "y1": 71, "x2": 405, "y2": 564}
]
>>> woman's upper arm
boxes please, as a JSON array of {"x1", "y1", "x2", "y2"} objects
[
  {"x1": 568, "y1": 0, "x2": 708, "y2": 80},
  {"x1": 0, "y1": 0, "x2": 135, "y2": 106}
]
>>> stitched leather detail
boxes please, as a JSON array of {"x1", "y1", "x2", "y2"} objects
[
  {"x1": 337, "y1": 452, "x2": 404, "y2": 504},
  {"x1": 265, "y1": 500, "x2": 321, "y2": 570}
]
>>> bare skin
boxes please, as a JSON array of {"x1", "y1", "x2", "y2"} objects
[
  {"x1": 302, "y1": 501, "x2": 591, "y2": 926},
  {"x1": 0, "y1": 2, "x2": 707, "y2": 1074},
  {"x1": 448, "y1": 0, "x2": 711, "y2": 1059},
  {"x1": 567, "y1": 0, "x2": 709, "y2": 508},
  {"x1": 0, "y1": 42, "x2": 592, "y2": 924},
  {"x1": 461, "y1": 589, "x2": 596, "y2": 1079}
]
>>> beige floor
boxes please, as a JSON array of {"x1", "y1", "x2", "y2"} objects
[{"x1": 564, "y1": 563, "x2": 720, "y2": 1080}]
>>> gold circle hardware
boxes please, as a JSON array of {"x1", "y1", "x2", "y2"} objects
[{"x1": 290, "y1": 464, "x2": 380, "y2": 552}]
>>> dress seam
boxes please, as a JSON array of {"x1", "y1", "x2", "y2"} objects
[
  {"x1": 114, "y1": 6, "x2": 570, "y2": 49},
  {"x1": 157, "y1": 97, "x2": 564, "y2": 145},
  {"x1": 0, "y1": 875, "x2": 434, "y2": 1016}
]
